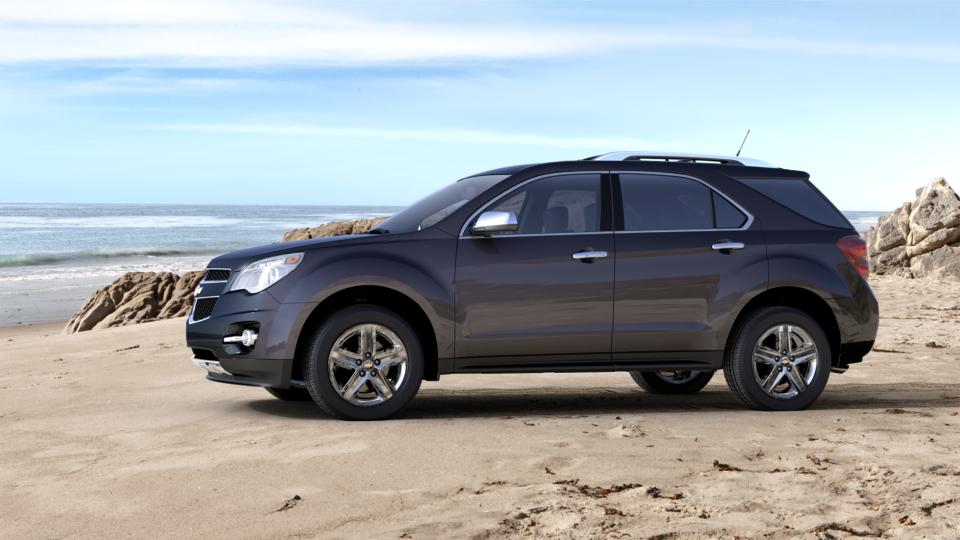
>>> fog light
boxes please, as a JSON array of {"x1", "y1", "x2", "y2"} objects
[
  {"x1": 240, "y1": 328, "x2": 258, "y2": 347},
  {"x1": 223, "y1": 328, "x2": 259, "y2": 348}
]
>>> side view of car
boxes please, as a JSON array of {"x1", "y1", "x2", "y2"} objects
[{"x1": 186, "y1": 151, "x2": 879, "y2": 420}]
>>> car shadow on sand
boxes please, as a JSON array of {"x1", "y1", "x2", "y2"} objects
[{"x1": 241, "y1": 382, "x2": 960, "y2": 421}]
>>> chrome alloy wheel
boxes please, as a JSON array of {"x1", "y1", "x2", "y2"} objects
[
  {"x1": 327, "y1": 324, "x2": 408, "y2": 407},
  {"x1": 752, "y1": 324, "x2": 819, "y2": 400},
  {"x1": 654, "y1": 370, "x2": 701, "y2": 384}
]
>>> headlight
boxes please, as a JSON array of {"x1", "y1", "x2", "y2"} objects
[{"x1": 229, "y1": 253, "x2": 303, "y2": 294}]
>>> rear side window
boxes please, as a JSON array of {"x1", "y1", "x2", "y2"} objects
[
  {"x1": 619, "y1": 174, "x2": 747, "y2": 231},
  {"x1": 620, "y1": 174, "x2": 711, "y2": 230},
  {"x1": 713, "y1": 192, "x2": 747, "y2": 228},
  {"x1": 739, "y1": 178, "x2": 850, "y2": 228}
]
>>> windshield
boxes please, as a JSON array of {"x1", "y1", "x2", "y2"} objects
[{"x1": 376, "y1": 175, "x2": 508, "y2": 234}]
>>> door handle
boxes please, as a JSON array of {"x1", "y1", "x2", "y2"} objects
[
  {"x1": 572, "y1": 250, "x2": 608, "y2": 262},
  {"x1": 712, "y1": 241, "x2": 745, "y2": 252}
]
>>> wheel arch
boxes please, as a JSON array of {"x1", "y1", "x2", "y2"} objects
[
  {"x1": 725, "y1": 287, "x2": 842, "y2": 367},
  {"x1": 292, "y1": 285, "x2": 441, "y2": 382}
]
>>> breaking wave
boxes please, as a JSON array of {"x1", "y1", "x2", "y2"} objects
[{"x1": 0, "y1": 248, "x2": 213, "y2": 268}]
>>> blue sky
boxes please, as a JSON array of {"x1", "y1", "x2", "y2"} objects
[{"x1": 1, "y1": 1, "x2": 958, "y2": 210}]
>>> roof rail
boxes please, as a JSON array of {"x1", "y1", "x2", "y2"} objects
[{"x1": 586, "y1": 151, "x2": 774, "y2": 168}]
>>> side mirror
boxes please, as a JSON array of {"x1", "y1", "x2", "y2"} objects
[{"x1": 470, "y1": 211, "x2": 519, "y2": 236}]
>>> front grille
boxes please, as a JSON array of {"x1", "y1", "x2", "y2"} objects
[
  {"x1": 203, "y1": 268, "x2": 231, "y2": 282},
  {"x1": 191, "y1": 297, "x2": 218, "y2": 322}
]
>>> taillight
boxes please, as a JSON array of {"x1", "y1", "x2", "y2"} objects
[{"x1": 837, "y1": 235, "x2": 869, "y2": 279}]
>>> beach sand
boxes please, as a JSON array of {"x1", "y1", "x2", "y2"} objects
[{"x1": 1, "y1": 275, "x2": 958, "y2": 538}]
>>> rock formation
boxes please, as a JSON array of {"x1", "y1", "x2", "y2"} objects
[
  {"x1": 864, "y1": 177, "x2": 960, "y2": 279},
  {"x1": 64, "y1": 271, "x2": 203, "y2": 333},
  {"x1": 281, "y1": 217, "x2": 387, "y2": 242}
]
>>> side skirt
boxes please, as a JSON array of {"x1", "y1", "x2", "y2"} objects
[{"x1": 450, "y1": 351, "x2": 722, "y2": 374}]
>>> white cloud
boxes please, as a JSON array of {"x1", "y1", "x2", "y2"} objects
[
  {"x1": 1, "y1": 0, "x2": 958, "y2": 66},
  {"x1": 0, "y1": 0, "x2": 349, "y2": 25},
  {"x1": 64, "y1": 74, "x2": 262, "y2": 94},
  {"x1": 145, "y1": 123, "x2": 660, "y2": 150},
  {"x1": 0, "y1": 0, "x2": 653, "y2": 65}
]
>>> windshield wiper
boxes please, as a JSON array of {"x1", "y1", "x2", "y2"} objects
[{"x1": 367, "y1": 227, "x2": 389, "y2": 234}]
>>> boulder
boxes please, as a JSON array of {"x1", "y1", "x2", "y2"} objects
[
  {"x1": 905, "y1": 226, "x2": 960, "y2": 258},
  {"x1": 907, "y1": 178, "x2": 960, "y2": 244},
  {"x1": 869, "y1": 202, "x2": 911, "y2": 252},
  {"x1": 866, "y1": 177, "x2": 960, "y2": 279},
  {"x1": 872, "y1": 245, "x2": 907, "y2": 274},
  {"x1": 65, "y1": 271, "x2": 203, "y2": 333},
  {"x1": 281, "y1": 218, "x2": 387, "y2": 242},
  {"x1": 910, "y1": 244, "x2": 960, "y2": 279},
  {"x1": 158, "y1": 272, "x2": 206, "y2": 319}
]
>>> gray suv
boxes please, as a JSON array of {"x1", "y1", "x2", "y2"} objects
[{"x1": 187, "y1": 152, "x2": 879, "y2": 420}]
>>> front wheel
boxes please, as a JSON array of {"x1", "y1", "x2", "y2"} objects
[
  {"x1": 723, "y1": 307, "x2": 831, "y2": 411},
  {"x1": 303, "y1": 305, "x2": 423, "y2": 420},
  {"x1": 629, "y1": 370, "x2": 714, "y2": 394}
]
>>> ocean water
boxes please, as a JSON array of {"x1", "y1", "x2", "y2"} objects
[
  {"x1": 0, "y1": 203, "x2": 399, "y2": 269},
  {"x1": 0, "y1": 203, "x2": 885, "y2": 325},
  {"x1": 0, "y1": 203, "x2": 398, "y2": 324},
  {"x1": 843, "y1": 211, "x2": 887, "y2": 234}
]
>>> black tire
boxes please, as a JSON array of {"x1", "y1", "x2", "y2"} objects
[
  {"x1": 723, "y1": 306, "x2": 831, "y2": 411},
  {"x1": 303, "y1": 305, "x2": 424, "y2": 420},
  {"x1": 264, "y1": 387, "x2": 313, "y2": 401},
  {"x1": 629, "y1": 370, "x2": 714, "y2": 394}
]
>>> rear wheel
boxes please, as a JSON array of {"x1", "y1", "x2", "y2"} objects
[
  {"x1": 264, "y1": 387, "x2": 312, "y2": 401},
  {"x1": 303, "y1": 305, "x2": 423, "y2": 420},
  {"x1": 723, "y1": 307, "x2": 830, "y2": 411},
  {"x1": 629, "y1": 370, "x2": 714, "y2": 394}
]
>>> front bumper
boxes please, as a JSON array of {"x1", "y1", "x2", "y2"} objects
[
  {"x1": 185, "y1": 284, "x2": 315, "y2": 389},
  {"x1": 192, "y1": 357, "x2": 230, "y2": 375},
  {"x1": 191, "y1": 355, "x2": 298, "y2": 388}
]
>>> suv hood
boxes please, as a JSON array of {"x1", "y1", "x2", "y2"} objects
[{"x1": 206, "y1": 234, "x2": 381, "y2": 270}]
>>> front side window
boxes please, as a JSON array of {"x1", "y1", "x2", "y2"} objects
[
  {"x1": 619, "y1": 173, "x2": 747, "y2": 231},
  {"x1": 482, "y1": 174, "x2": 601, "y2": 235}
]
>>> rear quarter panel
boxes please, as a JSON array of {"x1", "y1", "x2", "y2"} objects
[
  {"x1": 765, "y1": 229, "x2": 878, "y2": 343},
  {"x1": 708, "y1": 170, "x2": 878, "y2": 345},
  {"x1": 766, "y1": 230, "x2": 859, "y2": 298}
]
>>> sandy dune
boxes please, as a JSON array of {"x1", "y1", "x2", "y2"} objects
[{"x1": 1, "y1": 275, "x2": 959, "y2": 538}]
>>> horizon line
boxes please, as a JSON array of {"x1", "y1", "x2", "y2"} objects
[{"x1": 0, "y1": 200, "x2": 893, "y2": 213}]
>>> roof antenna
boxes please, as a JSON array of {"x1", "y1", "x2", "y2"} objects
[{"x1": 736, "y1": 129, "x2": 751, "y2": 157}]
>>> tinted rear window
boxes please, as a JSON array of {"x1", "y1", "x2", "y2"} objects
[
  {"x1": 620, "y1": 174, "x2": 713, "y2": 231},
  {"x1": 739, "y1": 178, "x2": 851, "y2": 228},
  {"x1": 619, "y1": 174, "x2": 748, "y2": 231}
]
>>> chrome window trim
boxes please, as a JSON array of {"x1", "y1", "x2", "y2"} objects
[
  {"x1": 187, "y1": 295, "x2": 219, "y2": 325},
  {"x1": 200, "y1": 268, "x2": 231, "y2": 283},
  {"x1": 459, "y1": 171, "x2": 610, "y2": 238},
  {"x1": 459, "y1": 170, "x2": 754, "y2": 238},
  {"x1": 614, "y1": 170, "x2": 754, "y2": 233}
]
